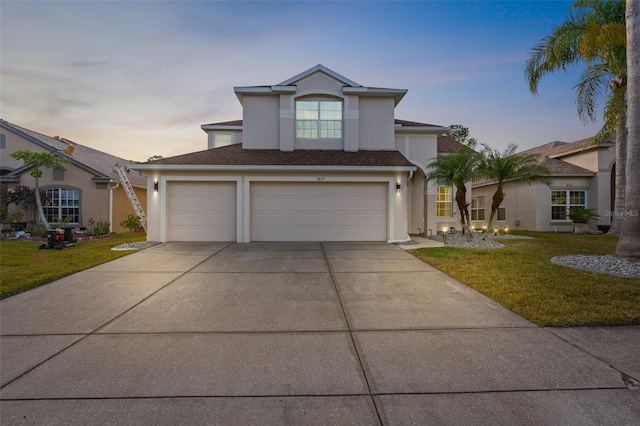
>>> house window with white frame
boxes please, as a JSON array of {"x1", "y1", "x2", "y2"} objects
[
  {"x1": 42, "y1": 188, "x2": 80, "y2": 224},
  {"x1": 436, "y1": 186, "x2": 453, "y2": 217},
  {"x1": 497, "y1": 206, "x2": 506, "y2": 221},
  {"x1": 471, "y1": 196, "x2": 485, "y2": 220},
  {"x1": 296, "y1": 100, "x2": 342, "y2": 139},
  {"x1": 214, "y1": 134, "x2": 233, "y2": 148},
  {"x1": 551, "y1": 190, "x2": 586, "y2": 220}
]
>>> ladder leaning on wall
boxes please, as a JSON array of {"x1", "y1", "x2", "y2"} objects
[{"x1": 114, "y1": 164, "x2": 147, "y2": 233}]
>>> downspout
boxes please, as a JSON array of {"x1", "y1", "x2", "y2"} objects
[{"x1": 108, "y1": 181, "x2": 120, "y2": 233}]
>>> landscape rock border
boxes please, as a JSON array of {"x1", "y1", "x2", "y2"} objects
[{"x1": 551, "y1": 254, "x2": 640, "y2": 278}]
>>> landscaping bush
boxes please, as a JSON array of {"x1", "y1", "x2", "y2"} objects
[{"x1": 25, "y1": 223, "x2": 48, "y2": 237}]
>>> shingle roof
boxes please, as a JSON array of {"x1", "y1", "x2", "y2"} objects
[
  {"x1": 437, "y1": 135, "x2": 466, "y2": 153},
  {"x1": 147, "y1": 143, "x2": 413, "y2": 167},
  {"x1": 539, "y1": 157, "x2": 595, "y2": 175},
  {"x1": 0, "y1": 120, "x2": 146, "y2": 187},
  {"x1": 519, "y1": 136, "x2": 613, "y2": 159}
]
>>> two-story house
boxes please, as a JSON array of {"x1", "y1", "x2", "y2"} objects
[{"x1": 133, "y1": 65, "x2": 464, "y2": 242}]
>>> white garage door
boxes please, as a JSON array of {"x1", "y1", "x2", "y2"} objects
[
  {"x1": 168, "y1": 182, "x2": 236, "y2": 241},
  {"x1": 251, "y1": 182, "x2": 387, "y2": 241}
]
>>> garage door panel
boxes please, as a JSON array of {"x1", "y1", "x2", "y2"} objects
[
  {"x1": 168, "y1": 182, "x2": 236, "y2": 241},
  {"x1": 252, "y1": 182, "x2": 387, "y2": 241}
]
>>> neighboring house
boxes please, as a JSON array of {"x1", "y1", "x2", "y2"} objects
[
  {"x1": 133, "y1": 64, "x2": 466, "y2": 243},
  {"x1": 471, "y1": 137, "x2": 615, "y2": 232},
  {"x1": 0, "y1": 120, "x2": 147, "y2": 233}
]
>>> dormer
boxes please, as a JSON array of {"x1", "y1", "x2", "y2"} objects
[{"x1": 233, "y1": 64, "x2": 407, "y2": 152}]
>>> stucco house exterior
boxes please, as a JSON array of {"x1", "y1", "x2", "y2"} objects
[
  {"x1": 471, "y1": 137, "x2": 615, "y2": 232},
  {"x1": 0, "y1": 120, "x2": 147, "y2": 233},
  {"x1": 134, "y1": 64, "x2": 466, "y2": 243}
]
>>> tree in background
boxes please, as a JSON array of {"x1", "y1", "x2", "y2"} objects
[
  {"x1": 444, "y1": 124, "x2": 478, "y2": 149},
  {"x1": 616, "y1": 0, "x2": 640, "y2": 257},
  {"x1": 10, "y1": 150, "x2": 68, "y2": 229},
  {"x1": 525, "y1": 0, "x2": 627, "y2": 234},
  {"x1": 477, "y1": 144, "x2": 552, "y2": 236}
]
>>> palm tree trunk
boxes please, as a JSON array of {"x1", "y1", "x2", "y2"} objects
[
  {"x1": 616, "y1": 0, "x2": 640, "y2": 257},
  {"x1": 485, "y1": 188, "x2": 504, "y2": 239},
  {"x1": 455, "y1": 186, "x2": 472, "y2": 236},
  {"x1": 608, "y1": 113, "x2": 627, "y2": 235}
]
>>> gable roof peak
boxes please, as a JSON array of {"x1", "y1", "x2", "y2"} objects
[{"x1": 278, "y1": 64, "x2": 362, "y2": 87}]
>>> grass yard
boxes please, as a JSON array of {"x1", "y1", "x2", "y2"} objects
[
  {"x1": 411, "y1": 231, "x2": 640, "y2": 327},
  {"x1": 0, "y1": 232, "x2": 146, "y2": 299}
]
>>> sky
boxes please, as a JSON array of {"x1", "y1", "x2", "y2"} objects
[{"x1": 1, "y1": 0, "x2": 606, "y2": 162}]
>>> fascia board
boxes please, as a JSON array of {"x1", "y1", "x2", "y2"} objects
[
  {"x1": 271, "y1": 85, "x2": 296, "y2": 93},
  {"x1": 201, "y1": 124, "x2": 243, "y2": 131},
  {"x1": 131, "y1": 164, "x2": 417, "y2": 173},
  {"x1": 278, "y1": 64, "x2": 362, "y2": 87},
  {"x1": 394, "y1": 126, "x2": 447, "y2": 133},
  {"x1": 343, "y1": 87, "x2": 408, "y2": 105},
  {"x1": 548, "y1": 143, "x2": 615, "y2": 159}
]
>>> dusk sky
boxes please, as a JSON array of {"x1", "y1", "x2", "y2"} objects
[{"x1": 1, "y1": 0, "x2": 605, "y2": 162}]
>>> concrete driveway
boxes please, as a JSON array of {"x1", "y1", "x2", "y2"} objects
[{"x1": 1, "y1": 241, "x2": 638, "y2": 425}]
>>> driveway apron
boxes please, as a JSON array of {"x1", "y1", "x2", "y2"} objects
[{"x1": 1, "y1": 241, "x2": 638, "y2": 425}]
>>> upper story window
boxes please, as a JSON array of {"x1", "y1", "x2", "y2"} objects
[
  {"x1": 214, "y1": 134, "x2": 233, "y2": 148},
  {"x1": 296, "y1": 100, "x2": 342, "y2": 139}
]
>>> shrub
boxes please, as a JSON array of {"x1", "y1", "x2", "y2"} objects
[
  {"x1": 86, "y1": 219, "x2": 110, "y2": 236},
  {"x1": 26, "y1": 223, "x2": 48, "y2": 237},
  {"x1": 569, "y1": 207, "x2": 600, "y2": 224}
]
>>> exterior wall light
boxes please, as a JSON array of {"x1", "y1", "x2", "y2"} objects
[
  {"x1": 154, "y1": 181, "x2": 159, "y2": 192},
  {"x1": 396, "y1": 182, "x2": 401, "y2": 193}
]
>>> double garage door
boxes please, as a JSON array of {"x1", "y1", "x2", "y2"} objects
[{"x1": 167, "y1": 181, "x2": 387, "y2": 241}]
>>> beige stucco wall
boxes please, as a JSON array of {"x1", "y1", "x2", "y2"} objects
[
  {"x1": 359, "y1": 97, "x2": 395, "y2": 151},
  {"x1": 242, "y1": 95, "x2": 280, "y2": 149},
  {"x1": 112, "y1": 185, "x2": 147, "y2": 233}
]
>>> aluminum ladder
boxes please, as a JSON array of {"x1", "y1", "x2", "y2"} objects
[{"x1": 114, "y1": 164, "x2": 147, "y2": 232}]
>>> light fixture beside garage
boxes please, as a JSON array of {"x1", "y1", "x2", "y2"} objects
[
  {"x1": 396, "y1": 182, "x2": 401, "y2": 193},
  {"x1": 154, "y1": 180, "x2": 159, "y2": 192}
]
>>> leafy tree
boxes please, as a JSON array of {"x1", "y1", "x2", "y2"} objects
[
  {"x1": 425, "y1": 147, "x2": 482, "y2": 236},
  {"x1": 444, "y1": 124, "x2": 478, "y2": 149},
  {"x1": 525, "y1": 0, "x2": 627, "y2": 234},
  {"x1": 477, "y1": 144, "x2": 552, "y2": 236},
  {"x1": 616, "y1": 0, "x2": 640, "y2": 257},
  {"x1": 2, "y1": 185, "x2": 37, "y2": 221},
  {"x1": 10, "y1": 150, "x2": 68, "y2": 229}
]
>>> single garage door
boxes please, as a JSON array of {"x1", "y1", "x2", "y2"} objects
[
  {"x1": 251, "y1": 182, "x2": 387, "y2": 241},
  {"x1": 168, "y1": 182, "x2": 236, "y2": 241}
]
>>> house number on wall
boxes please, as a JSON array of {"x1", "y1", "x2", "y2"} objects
[{"x1": 316, "y1": 177, "x2": 325, "y2": 181}]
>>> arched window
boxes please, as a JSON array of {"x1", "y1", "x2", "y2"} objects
[
  {"x1": 42, "y1": 187, "x2": 80, "y2": 224},
  {"x1": 295, "y1": 100, "x2": 342, "y2": 139}
]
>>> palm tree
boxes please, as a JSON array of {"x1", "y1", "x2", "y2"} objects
[
  {"x1": 525, "y1": 0, "x2": 627, "y2": 234},
  {"x1": 616, "y1": 0, "x2": 640, "y2": 257},
  {"x1": 425, "y1": 147, "x2": 482, "y2": 235},
  {"x1": 477, "y1": 144, "x2": 552, "y2": 236},
  {"x1": 10, "y1": 150, "x2": 68, "y2": 229}
]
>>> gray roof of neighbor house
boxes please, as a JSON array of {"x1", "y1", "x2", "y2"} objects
[
  {"x1": 143, "y1": 143, "x2": 414, "y2": 168},
  {"x1": 0, "y1": 120, "x2": 146, "y2": 187},
  {"x1": 472, "y1": 137, "x2": 610, "y2": 188}
]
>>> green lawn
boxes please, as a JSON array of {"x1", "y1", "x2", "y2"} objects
[
  {"x1": 411, "y1": 231, "x2": 640, "y2": 327},
  {"x1": 0, "y1": 232, "x2": 146, "y2": 299}
]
